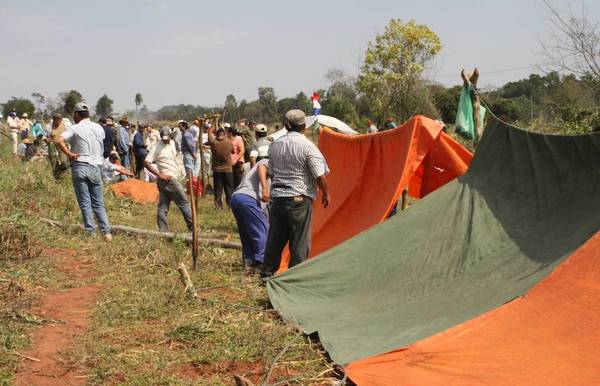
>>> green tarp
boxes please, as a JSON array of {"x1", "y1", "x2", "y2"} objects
[{"x1": 267, "y1": 116, "x2": 600, "y2": 365}]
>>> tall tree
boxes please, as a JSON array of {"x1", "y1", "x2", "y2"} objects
[
  {"x1": 223, "y1": 94, "x2": 238, "y2": 123},
  {"x1": 60, "y1": 90, "x2": 83, "y2": 116},
  {"x1": 2, "y1": 97, "x2": 35, "y2": 118},
  {"x1": 95, "y1": 94, "x2": 114, "y2": 117},
  {"x1": 135, "y1": 93, "x2": 143, "y2": 118},
  {"x1": 258, "y1": 87, "x2": 277, "y2": 123},
  {"x1": 31, "y1": 92, "x2": 45, "y2": 118},
  {"x1": 357, "y1": 19, "x2": 441, "y2": 123}
]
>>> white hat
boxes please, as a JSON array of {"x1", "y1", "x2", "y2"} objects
[
  {"x1": 224, "y1": 122, "x2": 231, "y2": 128},
  {"x1": 255, "y1": 124, "x2": 267, "y2": 133},
  {"x1": 22, "y1": 113, "x2": 28, "y2": 118}
]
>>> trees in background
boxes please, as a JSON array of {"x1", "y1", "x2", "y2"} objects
[
  {"x1": 357, "y1": 19, "x2": 442, "y2": 125},
  {"x1": 2, "y1": 97, "x2": 35, "y2": 118},
  {"x1": 60, "y1": 90, "x2": 83, "y2": 116},
  {"x1": 95, "y1": 94, "x2": 114, "y2": 118}
]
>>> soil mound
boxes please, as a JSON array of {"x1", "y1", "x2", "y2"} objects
[{"x1": 110, "y1": 179, "x2": 159, "y2": 204}]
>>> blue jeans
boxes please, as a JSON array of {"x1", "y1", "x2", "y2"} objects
[
  {"x1": 231, "y1": 193, "x2": 269, "y2": 265},
  {"x1": 183, "y1": 152, "x2": 199, "y2": 177},
  {"x1": 157, "y1": 179, "x2": 194, "y2": 232},
  {"x1": 71, "y1": 162, "x2": 111, "y2": 235}
]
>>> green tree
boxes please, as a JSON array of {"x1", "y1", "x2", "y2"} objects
[
  {"x1": 135, "y1": 93, "x2": 143, "y2": 118},
  {"x1": 431, "y1": 85, "x2": 462, "y2": 123},
  {"x1": 60, "y1": 90, "x2": 83, "y2": 116},
  {"x1": 223, "y1": 94, "x2": 238, "y2": 123},
  {"x1": 95, "y1": 94, "x2": 114, "y2": 117},
  {"x1": 322, "y1": 96, "x2": 359, "y2": 126},
  {"x1": 2, "y1": 97, "x2": 35, "y2": 118},
  {"x1": 258, "y1": 87, "x2": 277, "y2": 123},
  {"x1": 357, "y1": 19, "x2": 442, "y2": 124}
]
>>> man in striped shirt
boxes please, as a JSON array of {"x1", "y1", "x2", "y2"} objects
[{"x1": 260, "y1": 110, "x2": 330, "y2": 279}]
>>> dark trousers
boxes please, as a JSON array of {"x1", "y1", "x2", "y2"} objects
[
  {"x1": 213, "y1": 171, "x2": 234, "y2": 208},
  {"x1": 157, "y1": 179, "x2": 193, "y2": 232},
  {"x1": 233, "y1": 162, "x2": 244, "y2": 188},
  {"x1": 262, "y1": 196, "x2": 312, "y2": 275},
  {"x1": 134, "y1": 154, "x2": 146, "y2": 178}
]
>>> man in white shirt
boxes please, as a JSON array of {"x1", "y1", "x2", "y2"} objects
[
  {"x1": 7, "y1": 111, "x2": 20, "y2": 154},
  {"x1": 55, "y1": 103, "x2": 112, "y2": 241},
  {"x1": 19, "y1": 113, "x2": 32, "y2": 139},
  {"x1": 144, "y1": 126, "x2": 194, "y2": 232},
  {"x1": 367, "y1": 120, "x2": 378, "y2": 133}
]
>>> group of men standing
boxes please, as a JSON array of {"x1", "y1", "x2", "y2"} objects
[{"x1": 4, "y1": 104, "x2": 331, "y2": 282}]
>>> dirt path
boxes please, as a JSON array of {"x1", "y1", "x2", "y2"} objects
[{"x1": 15, "y1": 249, "x2": 100, "y2": 386}]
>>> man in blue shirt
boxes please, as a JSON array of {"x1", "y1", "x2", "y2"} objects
[
  {"x1": 55, "y1": 102, "x2": 112, "y2": 242},
  {"x1": 180, "y1": 120, "x2": 198, "y2": 177},
  {"x1": 132, "y1": 124, "x2": 148, "y2": 178},
  {"x1": 99, "y1": 117, "x2": 115, "y2": 159},
  {"x1": 117, "y1": 117, "x2": 131, "y2": 168}
]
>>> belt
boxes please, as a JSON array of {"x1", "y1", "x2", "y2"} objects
[{"x1": 272, "y1": 196, "x2": 309, "y2": 202}]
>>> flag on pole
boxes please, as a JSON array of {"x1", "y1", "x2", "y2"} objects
[{"x1": 311, "y1": 92, "x2": 321, "y2": 115}]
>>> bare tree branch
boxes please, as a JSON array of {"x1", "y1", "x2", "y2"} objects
[{"x1": 541, "y1": 0, "x2": 600, "y2": 79}]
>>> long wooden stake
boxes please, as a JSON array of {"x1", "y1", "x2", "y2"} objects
[
  {"x1": 187, "y1": 171, "x2": 199, "y2": 270},
  {"x1": 38, "y1": 217, "x2": 241, "y2": 249},
  {"x1": 176, "y1": 263, "x2": 198, "y2": 298},
  {"x1": 401, "y1": 188, "x2": 408, "y2": 210}
]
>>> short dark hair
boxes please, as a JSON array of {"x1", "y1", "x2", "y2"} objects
[
  {"x1": 287, "y1": 122, "x2": 305, "y2": 132},
  {"x1": 98, "y1": 117, "x2": 107, "y2": 124},
  {"x1": 77, "y1": 110, "x2": 90, "y2": 119},
  {"x1": 256, "y1": 131, "x2": 267, "y2": 138}
]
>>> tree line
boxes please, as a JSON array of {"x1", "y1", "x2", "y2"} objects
[{"x1": 3, "y1": 5, "x2": 599, "y2": 134}]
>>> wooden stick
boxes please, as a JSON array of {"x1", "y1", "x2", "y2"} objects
[
  {"x1": 15, "y1": 351, "x2": 41, "y2": 362},
  {"x1": 401, "y1": 188, "x2": 408, "y2": 210},
  {"x1": 38, "y1": 217, "x2": 241, "y2": 250},
  {"x1": 176, "y1": 263, "x2": 198, "y2": 298},
  {"x1": 187, "y1": 171, "x2": 199, "y2": 270}
]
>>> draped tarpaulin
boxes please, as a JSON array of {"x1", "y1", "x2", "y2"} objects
[
  {"x1": 346, "y1": 232, "x2": 600, "y2": 385},
  {"x1": 267, "y1": 116, "x2": 600, "y2": 373},
  {"x1": 278, "y1": 115, "x2": 473, "y2": 270}
]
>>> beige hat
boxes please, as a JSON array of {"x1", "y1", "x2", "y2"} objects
[
  {"x1": 285, "y1": 109, "x2": 306, "y2": 126},
  {"x1": 255, "y1": 124, "x2": 267, "y2": 133},
  {"x1": 22, "y1": 113, "x2": 28, "y2": 118}
]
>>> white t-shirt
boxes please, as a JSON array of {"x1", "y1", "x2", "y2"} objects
[
  {"x1": 146, "y1": 141, "x2": 180, "y2": 178},
  {"x1": 61, "y1": 118, "x2": 105, "y2": 166}
]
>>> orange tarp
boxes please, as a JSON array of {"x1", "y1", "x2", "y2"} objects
[
  {"x1": 346, "y1": 232, "x2": 600, "y2": 386},
  {"x1": 278, "y1": 115, "x2": 472, "y2": 270},
  {"x1": 109, "y1": 179, "x2": 159, "y2": 204}
]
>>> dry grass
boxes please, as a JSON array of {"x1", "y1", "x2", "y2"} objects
[{"x1": 0, "y1": 142, "x2": 340, "y2": 385}]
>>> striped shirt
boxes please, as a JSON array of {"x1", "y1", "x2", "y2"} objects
[{"x1": 268, "y1": 131, "x2": 329, "y2": 200}]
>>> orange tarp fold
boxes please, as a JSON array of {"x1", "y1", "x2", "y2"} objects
[
  {"x1": 109, "y1": 179, "x2": 159, "y2": 204},
  {"x1": 278, "y1": 115, "x2": 472, "y2": 271},
  {"x1": 346, "y1": 232, "x2": 600, "y2": 386}
]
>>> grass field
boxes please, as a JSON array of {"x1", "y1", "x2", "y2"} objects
[{"x1": 0, "y1": 141, "x2": 340, "y2": 385}]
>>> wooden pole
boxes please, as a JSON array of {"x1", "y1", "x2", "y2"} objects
[
  {"x1": 38, "y1": 217, "x2": 241, "y2": 249},
  {"x1": 187, "y1": 171, "x2": 199, "y2": 270},
  {"x1": 401, "y1": 188, "x2": 408, "y2": 210}
]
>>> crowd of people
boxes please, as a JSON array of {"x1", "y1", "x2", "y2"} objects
[{"x1": 1, "y1": 105, "x2": 331, "y2": 279}]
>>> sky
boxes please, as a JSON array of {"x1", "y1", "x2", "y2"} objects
[{"x1": 1, "y1": 0, "x2": 597, "y2": 113}]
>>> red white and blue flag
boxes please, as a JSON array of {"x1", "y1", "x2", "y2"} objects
[{"x1": 311, "y1": 92, "x2": 321, "y2": 115}]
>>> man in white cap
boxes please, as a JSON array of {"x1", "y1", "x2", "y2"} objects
[
  {"x1": 249, "y1": 123, "x2": 270, "y2": 168},
  {"x1": 19, "y1": 112, "x2": 32, "y2": 140},
  {"x1": 260, "y1": 110, "x2": 331, "y2": 279},
  {"x1": 55, "y1": 102, "x2": 112, "y2": 241},
  {"x1": 144, "y1": 126, "x2": 194, "y2": 232},
  {"x1": 6, "y1": 111, "x2": 20, "y2": 154}
]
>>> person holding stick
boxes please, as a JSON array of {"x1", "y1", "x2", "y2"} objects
[{"x1": 144, "y1": 126, "x2": 194, "y2": 232}]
